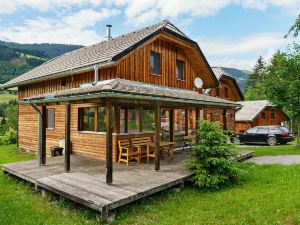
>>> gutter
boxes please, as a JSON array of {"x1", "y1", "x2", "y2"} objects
[{"x1": 1, "y1": 60, "x2": 115, "y2": 89}]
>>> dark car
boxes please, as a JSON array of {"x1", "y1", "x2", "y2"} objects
[{"x1": 232, "y1": 126, "x2": 294, "y2": 146}]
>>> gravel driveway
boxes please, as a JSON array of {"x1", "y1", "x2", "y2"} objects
[{"x1": 246, "y1": 155, "x2": 300, "y2": 165}]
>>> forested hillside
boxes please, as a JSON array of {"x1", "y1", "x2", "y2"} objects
[{"x1": 0, "y1": 41, "x2": 83, "y2": 84}]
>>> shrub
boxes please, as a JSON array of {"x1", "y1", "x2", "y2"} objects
[
  {"x1": 0, "y1": 127, "x2": 17, "y2": 145},
  {"x1": 187, "y1": 120, "x2": 243, "y2": 190}
]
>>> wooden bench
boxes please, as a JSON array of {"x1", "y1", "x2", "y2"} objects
[
  {"x1": 118, "y1": 139, "x2": 140, "y2": 166},
  {"x1": 131, "y1": 137, "x2": 153, "y2": 160},
  {"x1": 146, "y1": 141, "x2": 176, "y2": 163},
  {"x1": 183, "y1": 135, "x2": 196, "y2": 150}
]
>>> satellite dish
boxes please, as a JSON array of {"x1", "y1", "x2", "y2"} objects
[{"x1": 194, "y1": 77, "x2": 203, "y2": 89}]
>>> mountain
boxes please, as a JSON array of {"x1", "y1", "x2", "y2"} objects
[
  {"x1": 219, "y1": 67, "x2": 250, "y2": 93},
  {"x1": 0, "y1": 41, "x2": 83, "y2": 84}
]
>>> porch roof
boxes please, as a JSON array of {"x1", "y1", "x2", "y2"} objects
[{"x1": 21, "y1": 79, "x2": 239, "y2": 107}]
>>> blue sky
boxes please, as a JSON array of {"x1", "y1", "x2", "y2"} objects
[{"x1": 0, "y1": 0, "x2": 299, "y2": 70}]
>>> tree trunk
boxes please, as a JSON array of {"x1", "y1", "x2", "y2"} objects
[{"x1": 297, "y1": 117, "x2": 300, "y2": 147}]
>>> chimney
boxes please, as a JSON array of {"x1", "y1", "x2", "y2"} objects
[
  {"x1": 106, "y1": 24, "x2": 112, "y2": 41},
  {"x1": 93, "y1": 64, "x2": 99, "y2": 84}
]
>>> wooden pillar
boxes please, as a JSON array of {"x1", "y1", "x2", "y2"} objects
[
  {"x1": 41, "y1": 105, "x2": 46, "y2": 165},
  {"x1": 106, "y1": 100, "x2": 113, "y2": 184},
  {"x1": 124, "y1": 108, "x2": 128, "y2": 133},
  {"x1": 223, "y1": 108, "x2": 227, "y2": 130},
  {"x1": 65, "y1": 103, "x2": 71, "y2": 172},
  {"x1": 196, "y1": 107, "x2": 200, "y2": 143},
  {"x1": 138, "y1": 107, "x2": 143, "y2": 132},
  {"x1": 155, "y1": 103, "x2": 161, "y2": 171},
  {"x1": 169, "y1": 109, "x2": 174, "y2": 142},
  {"x1": 185, "y1": 109, "x2": 189, "y2": 136}
]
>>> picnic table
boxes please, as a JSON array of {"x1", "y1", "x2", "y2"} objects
[{"x1": 146, "y1": 141, "x2": 176, "y2": 162}]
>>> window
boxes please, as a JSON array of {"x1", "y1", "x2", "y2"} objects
[
  {"x1": 61, "y1": 77, "x2": 67, "y2": 87},
  {"x1": 78, "y1": 107, "x2": 107, "y2": 132},
  {"x1": 271, "y1": 112, "x2": 275, "y2": 120},
  {"x1": 143, "y1": 109, "x2": 154, "y2": 132},
  {"x1": 257, "y1": 128, "x2": 268, "y2": 134},
  {"x1": 246, "y1": 127, "x2": 257, "y2": 133},
  {"x1": 176, "y1": 60, "x2": 185, "y2": 80},
  {"x1": 46, "y1": 109, "x2": 55, "y2": 129},
  {"x1": 269, "y1": 127, "x2": 280, "y2": 133},
  {"x1": 128, "y1": 108, "x2": 139, "y2": 132},
  {"x1": 216, "y1": 87, "x2": 220, "y2": 97},
  {"x1": 224, "y1": 87, "x2": 229, "y2": 98},
  {"x1": 150, "y1": 51, "x2": 160, "y2": 75},
  {"x1": 206, "y1": 113, "x2": 212, "y2": 122},
  {"x1": 261, "y1": 112, "x2": 266, "y2": 120}
]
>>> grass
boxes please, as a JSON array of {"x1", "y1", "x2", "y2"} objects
[
  {"x1": 1, "y1": 143, "x2": 300, "y2": 224},
  {"x1": 0, "y1": 93, "x2": 17, "y2": 104},
  {"x1": 240, "y1": 140, "x2": 300, "y2": 157}
]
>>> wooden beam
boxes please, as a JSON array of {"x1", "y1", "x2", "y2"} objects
[
  {"x1": 138, "y1": 107, "x2": 143, "y2": 132},
  {"x1": 65, "y1": 103, "x2": 71, "y2": 172},
  {"x1": 41, "y1": 105, "x2": 46, "y2": 165},
  {"x1": 169, "y1": 109, "x2": 174, "y2": 142},
  {"x1": 114, "y1": 106, "x2": 121, "y2": 133},
  {"x1": 154, "y1": 103, "x2": 161, "y2": 171},
  {"x1": 124, "y1": 108, "x2": 128, "y2": 133},
  {"x1": 106, "y1": 100, "x2": 113, "y2": 184},
  {"x1": 196, "y1": 107, "x2": 200, "y2": 143},
  {"x1": 185, "y1": 109, "x2": 189, "y2": 136}
]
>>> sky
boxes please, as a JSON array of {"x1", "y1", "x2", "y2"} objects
[{"x1": 0, "y1": 0, "x2": 299, "y2": 70}]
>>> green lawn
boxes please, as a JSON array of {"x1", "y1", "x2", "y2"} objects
[
  {"x1": 0, "y1": 93, "x2": 17, "y2": 103},
  {"x1": 240, "y1": 140, "x2": 300, "y2": 156},
  {"x1": 2, "y1": 144, "x2": 300, "y2": 224}
]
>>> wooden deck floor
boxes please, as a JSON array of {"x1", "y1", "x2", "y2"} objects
[{"x1": 2, "y1": 153, "x2": 193, "y2": 219}]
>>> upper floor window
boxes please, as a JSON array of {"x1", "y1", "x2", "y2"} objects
[
  {"x1": 261, "y1": 112, "x2": 266, "y2": 120},
  {"x1": 224, "y1": 87, "x2": 229, "y2": 98},
  {"x1": 46, "y1": 109, "x2": 55, "y2": 129},
  {"x1": 271, "y1": 112, "x2": 275, "y2": 120},
  {"x1": 176, "y1": 60, "x2": 185, "y2": 80},
  {"x1": 150, "y1": 51, "x2": 160, "y2": 75}
]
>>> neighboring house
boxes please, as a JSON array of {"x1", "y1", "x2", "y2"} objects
[
  {"x1": 1, "y1": 20, "x2": 238, "y2": 183},
  {"x1": 203, "y1": 67, "x2": 244, "y2": 131},
  {"x1": 235, "y1": 100, "x2": 289, "y2": 133}
]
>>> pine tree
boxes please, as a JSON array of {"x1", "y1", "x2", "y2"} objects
[{"x1": 246, "y1": 56, "x2": 266, "y2": 87}]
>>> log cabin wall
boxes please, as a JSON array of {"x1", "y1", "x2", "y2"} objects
[
  {"x1": 209, "y1": 78, "x2": 241, "y2": 102},
  {"x1": 235, "y1": 108, "x2": 286, "y2": 133},
  {"x1": 203, "y1": 108, "x2": 235, "y2": 131}
]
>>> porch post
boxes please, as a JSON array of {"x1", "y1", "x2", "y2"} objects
[
  {"x1": 223, "y1": 108, "x2": 227, "y2": 130},
  {"x1": 155, "y1": 103, "x2": 161, "y2": 171},
  {"x1": 65, "y1": 103, "x2": 71, "y2": 172},
  {"x1": 138, "y1": 107, "x2": 143, "y2": 132},
  {"x1": 41, "y1": 105, "x2": 46, "y2": 165},
  {"x1": 169, "y1": 109, "x2": 174, "y2": 142},
  {"x1": 124, "y1": 108, "x2": 128, "y2": 133},
  {"x1": 106, "y1": 100, "x2": 113, "y2": 184},
  {"x1": 185, "y1": 109, "x2": 189, "y2": 136},
  {"x1": 196, "y1": 107, "x2": 200, "y2": 143}
]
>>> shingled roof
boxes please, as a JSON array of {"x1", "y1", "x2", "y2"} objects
[
  {"x1": 235, "y1": 100, "x2": 274, "y2": 121},
  {"x1": 21, "y1": 78, "x2": 238, "y2": 107},
  {"x1": 2, "y1": 20, "x2": 215, "y2": 89}
]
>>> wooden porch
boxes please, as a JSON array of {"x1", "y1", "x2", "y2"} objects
[{"x1": 2, "y1": 152, "x2": 193, "y2": 220}]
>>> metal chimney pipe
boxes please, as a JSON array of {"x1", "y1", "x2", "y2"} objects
[
  {"x1": 93, "y1": 64, "x2": 99, "y2": 84},
  {"x1": 106, "y1": 24, "x2": 112, "y2": 41}
]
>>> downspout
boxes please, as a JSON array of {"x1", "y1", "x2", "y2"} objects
[{"x1": 30, "y1": 103, "x2": 42, "y2": 166}]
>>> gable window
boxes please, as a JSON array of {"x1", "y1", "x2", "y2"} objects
[
  {"x1": 261, "y1": 112, "x2": 266, "y2": 120},
  {"x1": 46, "y1": 109, "x2": 55, "y2": 129},
  {"x1": 224, "y1": 87, "x2": 229, "y2": 98},
  {"x1": 271, "y1": 112, "x2": 275, "y2": 120},
  {"x1": 176, "y1": 60, "x2": 185, "y2": 80},
  {"x1": 78, "y1": 107, "x2": 107, "y2": 132},
  {"x1": 150, "y1": 51, "x2": 160, "y2": 75}
]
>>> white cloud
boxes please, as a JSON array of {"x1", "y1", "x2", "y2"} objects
[
  {"x1": 0, "y1": 0, "x2": 102, "y2": 14},
  {"x1": 109, "y1": 0, "x2": 300, "y2": 26},
  {"x1": 0, "y1": 8, "x2": 119, "y2": 45},
  {"x1": 198, "y1": 32, "x2": 289, "y2": 70}
]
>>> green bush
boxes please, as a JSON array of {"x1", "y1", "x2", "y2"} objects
[
  {"x1": 0, "y1": 127, "x2": 17, "y2": 145},
  {"x1": 187, "y1": 120, "x2": 243, "y2": 190}
]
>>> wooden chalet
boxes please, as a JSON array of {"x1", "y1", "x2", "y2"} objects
[
  {"x1": 203, "y1": 67, "x2": 244, "y2": 131},
  {"x1": 235, "y1": 100, "x2": 289, "y2": 133},
  {"x1": 1, "y1": 20, "x2": 238, "y2": 220}
]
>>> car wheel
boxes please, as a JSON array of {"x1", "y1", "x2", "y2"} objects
[
  {"x1": 233, "y1": 137, "x2": 240, "y2": 144},
  {"x1": 267, "y1": 137, "x2": 277, "y2": 146}
]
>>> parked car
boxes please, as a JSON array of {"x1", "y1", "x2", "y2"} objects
[{"x1": 232, "y1": 126, "x2": 294, "y2": 146}]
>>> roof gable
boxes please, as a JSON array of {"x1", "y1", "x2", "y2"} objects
[
  {"x1": 235, "y1": 100, "x2": 273, "y2": 121},
  {"x1": 2, "y1": 20, "x2": 217, "y2": 89}
]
